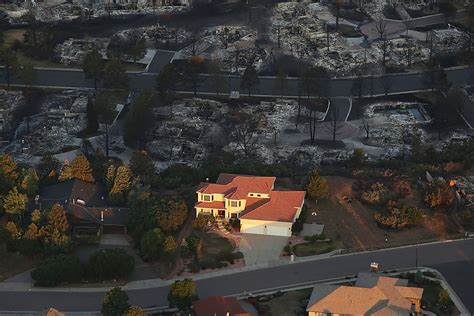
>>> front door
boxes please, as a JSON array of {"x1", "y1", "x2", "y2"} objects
[{"x1": 218, "y1": 210, "x2": 226, "y2": 217}]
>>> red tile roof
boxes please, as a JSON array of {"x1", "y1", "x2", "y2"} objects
[
  {"x1": 240, "y1": 191, "x2": 306, "y2": 222},
  {"x1": 197, "y1": 173, "x2": 275, "y2": 200},
  {"x1": 195, "y1": 201, "x2": 226, "y2": 209},
  {"x1": 193, "y1": 296, "x2": 250, "y2": 316}
]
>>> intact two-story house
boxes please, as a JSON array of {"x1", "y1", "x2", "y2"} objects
[{"x1": 195, "y1": 173, "x2": 305, "y2": 237}]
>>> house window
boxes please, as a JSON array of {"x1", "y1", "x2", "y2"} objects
[
  {"x1": 239, "y1": 201, "x2": 241, "y2": 207},
  {"x1": 230, "y1": 201, "x2": 238, "y2": 207},
  {"x1": 257, "y1": 194, "x2": 261, "y2": 197},
  {"x1": 203, "y1": 195, "x2": 211, "y2": 201},
  {"x1": 249, "y1": 193, "x2": 253, "y2": 197}
]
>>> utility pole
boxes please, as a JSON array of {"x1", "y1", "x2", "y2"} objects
[{"x1": 415, "y1": 246, "x2": 418, "y2": 270}]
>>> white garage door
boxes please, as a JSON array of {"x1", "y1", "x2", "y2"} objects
[
  {"x1": 241, "y1": 222, "x2": 291, "y2": 237},
  {"x1": 267, "y1": 225, "x2": 291, "y2": 237},
  {"x1": 241, "y1": 224, "x2": 265, "y2": 235}
]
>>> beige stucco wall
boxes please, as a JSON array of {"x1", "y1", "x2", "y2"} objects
[{"x1": 196, "y1": 192, "x2": 224, "y2": 202}]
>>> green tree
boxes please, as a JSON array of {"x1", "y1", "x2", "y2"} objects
[
  {"x1": 3, "y1": 187, "x2": 28, "y2": 221},
  {"x1": 0, "y1": 48, "x2": 19, "y2": 89},
  {"x1": 163, "y1": 235, "x2": 177, "y2": 254},
  {"x1": 85, "y1": 97, "x2": 99, "y2": 134},
  {"x1": 126, "y1": 188, "x2": 155, "y2": 242},
  {"x1": 124, "y1": 89, "x2": 155, "y2": 148},
  {"x1": 43, "y1": 204, "x2": 72, "y2": 253},
  {"x1": 156, "y1": 199, "x2": 188, "y2": 232},
  {"x1": 37, "y1": 153, "x2": 60, "y2": 180},
  {"x1": 306, "y1": 170, "x2": 330, "y2": 199},
  {"x1": 125, "y1": 306, "x2": 147, "y2": 316},
  {"x1": 31, "y1": 254, "x2": 84, "y2": 286},
  {"x1": 102, "y1": 287, "x2": 131, "y2": 316},
  {"x1": 18, "y1": 62, "x2": 37, "y2": 88},
  {"x1": 129, "y1": 37, "x2": 146, "y2": 63},
  {"x1": 182, "y1": 55, "x2": 204, "y2": 95},
  {"x1": 109, "y1": 165, "x2": 132, "y2": 204},
  {"x1": 140, "y1": 228, "x2": 164, "y2": 262},
  {"x1": 156, "y1": 63, "x2": 177, "y2": 95},
  {"x1": 106, "y1": 164, "x2": 117, "y2": 190},
  {"x1": 94, "y1": 91, "x2": 118, "y2": 159},
  {"x1": 240, "y1": 65, "x2": 259, "y2": 96},
  {"x1": 103, "y1": 59, "x2": 129, "y2": 90},
  {"x1": 31, "y1": 209, "x2": 42, "y2": 223},
  {"x1": 130, "y1": 150, "x2": 156, "y2": 185},
  {"x1": 71, "y1": 155, "x2": 95, "y2": 183},
  {"x1": 82, "y1": 48, "x2": 104, "y2": 90},
  {"x1": 5, "y1": 221, "x2": 21, "y2": 239},
  {"x1": 88, "y1": 248, "x2": 135, "y2": 280},
  {"x1": 20, "y1": 168, "x2": 39, "y2": 197},
  {"x1": 168, "y1": 278, "x2": 197, "y2": 311},
  {"x1": 58, "y1": 159, "x2": 73, "y2": 181},
  {"x1": 0, "y1": 154, "x2": 19, "y2": 193}
]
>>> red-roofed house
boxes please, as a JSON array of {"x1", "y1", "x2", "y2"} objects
[
  {"x1": 193, "y1": 296, "x2": 251, "y2": 316},
  {"x1": 195, "y1": 173, "x2": 305, "y2": 237}
]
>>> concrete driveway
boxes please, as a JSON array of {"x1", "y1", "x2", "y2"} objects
[{"x1": 239, "y1": 234, "x2": 288, "y2": 266}]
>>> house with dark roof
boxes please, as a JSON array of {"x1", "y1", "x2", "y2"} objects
[
  {"x1": 192, "y1": 296, "x2": 253, "y2": 316},
  {"x1": 38, "y1": 179, "x2": 128, "y2": 235},
  {"x1": 306, "y1": 273, "x2": 424, "y2": 316},
  {"x1": 195, "y1": 173, "x2": 305, "y2": 237}
]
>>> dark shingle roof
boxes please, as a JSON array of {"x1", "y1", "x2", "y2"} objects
[{"x1": 39, "y1": 179, "x2": 128, "y2": 226}]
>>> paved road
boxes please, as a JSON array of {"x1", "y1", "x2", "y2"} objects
[
  {"x1": 2, "y1": 66, "x2": 474, "y2": 99},
  {"x1": 0, "y1": 239, "x2": 473, "y2": 313},
  {"x1": 145, "y1": 50, "x2": 176, "y2": 73}
]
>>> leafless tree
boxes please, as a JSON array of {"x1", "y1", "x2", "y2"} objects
[
  {"x1": 326, "y1": 103, "x2": 342, "y2": 143},
  {"x1": 375, "y1": 16, "x2": 388, "y2": 39},
  {"x1": 305, "y1": 100, "x2": 323, "y2": 144},
  {"x1": 381, "y1": 35, "x2": 388, "y2": 67},
  {"x1": 218, "y1": 27, "x2": 230, "y2": 49},
  {"x1": 334, "y1": 0, "x2": 343, "y2": 31},
  {"x1": 362, "y1": 118, "x2": 371, "y2": 139},
  {"x1": 233, "y1": 121, "x2": 259, "y2": 158}
]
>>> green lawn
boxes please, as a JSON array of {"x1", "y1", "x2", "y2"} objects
[
  {"x1": 292, "y1": 240, "x2": 344, "y2": 257},
  {"x1": 0, "y1": 244, "x2": 39, "y2": 281},
  {"x1": 201, "y1": 232, "x2": 235, "y2": 256}
]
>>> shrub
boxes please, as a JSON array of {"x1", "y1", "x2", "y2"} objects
[
  {"x1": 192, "y1": 214, "x2": 215, "y2": 230},
  {"x1": 31, "y1": 254, "x2": 84, "y2": 286},
  {"x1": 393, "y1": 179, "x2": 411, "y2": 198},
  {"x1": 462, "y1": 210, "x2": 473, "y2": 226},
  {"x1": 306, "y1": 170, "x2": 330, "y2": 199},
  {"x1": 374, "y1": 201, "x2": 423, "y2": 230},
  {"x1": 423, "y1": 180, "x2": 455, "y2": 208},
  {"x1": 291, "y1": 219, "x2": 304, "y2": 233},
  {"x1": 361, "y1": 182, "x2": 389, "y2": 206},
  {"x1": 87, "y1": 248, "x2": 134, "y2": 281},
  {"x1": 443, "y1": 161, "x2": 464, "y2": 173},
  {"x1": 187, "y1": 261, "x2": 201, "y2": 273}
]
